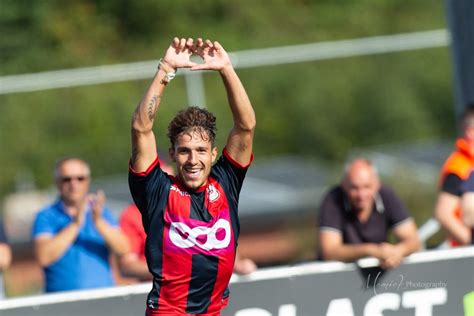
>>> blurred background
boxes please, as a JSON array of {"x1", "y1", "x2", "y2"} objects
[{"x1": 0, "y1": 0, "x2": 461, "y2": 297}]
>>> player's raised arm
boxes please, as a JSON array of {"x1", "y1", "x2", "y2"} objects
[
  {"x1": 131, "y1": 37, "x2": 196, "y2": 172},
  {"x1": 191, "y1": 39, "x2": 256, "y2": 165}
]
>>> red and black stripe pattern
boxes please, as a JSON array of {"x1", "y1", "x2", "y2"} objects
[{"x1": 129, "y1": 149, "x2": 251, "y2": 315}]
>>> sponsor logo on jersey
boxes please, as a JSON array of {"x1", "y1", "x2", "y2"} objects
[{"x1": 169, "y1": 218, "x2": 231, "y2": 250}]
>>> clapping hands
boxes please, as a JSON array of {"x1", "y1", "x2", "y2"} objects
[{"x1": 90, "y1": 190, "x2": 106, "y2": 222}]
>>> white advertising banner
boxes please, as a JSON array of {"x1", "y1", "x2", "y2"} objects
[{"x1": 1, "y1": 247, "x2": 473, "y2": 316}]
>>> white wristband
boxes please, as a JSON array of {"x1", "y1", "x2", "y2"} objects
[{"x1": 158, "y1": 59, "x2": 176, "y2": 83}]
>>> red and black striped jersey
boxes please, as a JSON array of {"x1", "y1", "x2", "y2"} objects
[{"x1": 129, "y1": 148, "x2": 252, "y2": 315}]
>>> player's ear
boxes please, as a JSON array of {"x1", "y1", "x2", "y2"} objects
[
  {"x1": 211, "y1": 147, "x2": 218, "y2": 163},
  {"x1": 169, "y1": 147, "x2": 176, "y2": 162}
]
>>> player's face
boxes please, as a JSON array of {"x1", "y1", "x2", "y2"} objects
[
  {"x1": 170, "y1": 130, "x2": 217, "y2": 191},
  {"x1": 56, "y1": 160, "x2": 90, "y2": 206}
]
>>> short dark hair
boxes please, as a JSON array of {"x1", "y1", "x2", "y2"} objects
[{"x1": 167, "y1": 106, "x2": 217, "y2": 148}]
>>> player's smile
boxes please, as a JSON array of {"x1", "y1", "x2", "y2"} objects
[{"x1": 171, "y1": 130, "x2": 217, "y2": 191}]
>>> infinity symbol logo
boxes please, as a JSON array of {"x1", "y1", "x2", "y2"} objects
[{"x1": 169, "y1": 219, "x2": 231, "y2": 250}]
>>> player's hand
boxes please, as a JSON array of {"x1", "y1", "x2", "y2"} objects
[
  {"x1": 190, "y1": 38, "x2": 232, "y2": 72},
  {"x1": 161, "y1": 37, "x2": 197, "y2": 71}
]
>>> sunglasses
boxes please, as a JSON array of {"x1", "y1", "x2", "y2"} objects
[{"x1": 60, "y1": 176, "x2": 88, "y2": 183}]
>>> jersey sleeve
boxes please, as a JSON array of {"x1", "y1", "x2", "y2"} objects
[
  {"x1": 441, "y1": 173, "x2": 463, "y2": 196},
  {"x1": 211, "y1": 148, "x2": 253, "y2": 205},
  {"x1": 380, "y1": 186, "x2": 411, "y2": 229},
  {"x1": 318, "y1": 188, "x2": 343, "y2": 234},
  {"x1": 128, "y1": 156, "x2": 171, "y2": 229}
]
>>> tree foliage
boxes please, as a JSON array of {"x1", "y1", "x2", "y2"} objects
[{"x1": 0, "y1": 0, "x2": 454, "y2": 200}]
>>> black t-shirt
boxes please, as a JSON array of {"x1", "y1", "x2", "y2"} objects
[{"x1": 318, "y1": 185, "x2": 411, "y2": 245}]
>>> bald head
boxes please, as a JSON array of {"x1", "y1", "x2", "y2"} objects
[
  {"x1": 54, "y1": 157, "x2": 90, "y2": 180},
  {"x1": 342, "y1": 158, "x2": 380, "y2": 213},
  {"x1": 54, "y1": 157, "x2": 91, "y2": 206}
]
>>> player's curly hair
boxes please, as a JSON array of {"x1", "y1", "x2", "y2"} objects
[{"x1": 167, "y1": 106, "x2": 217, "y2": 148}]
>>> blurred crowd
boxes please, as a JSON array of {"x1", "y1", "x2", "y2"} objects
[{"x1": 0, "y1": 104, "x2": 473, "y2": 298}]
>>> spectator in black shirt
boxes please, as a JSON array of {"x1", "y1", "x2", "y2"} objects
[{"x1": 317, "y1": 158, "x2": 420, "y2": 269}]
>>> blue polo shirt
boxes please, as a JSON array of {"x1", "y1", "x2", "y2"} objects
[{"x1": 32, "y1": 200, "x2": 117, "y2": 292}]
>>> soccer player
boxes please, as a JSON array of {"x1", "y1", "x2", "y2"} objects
[{"x1": 129, "y1": 37, "x2": 256, "y2": 315}]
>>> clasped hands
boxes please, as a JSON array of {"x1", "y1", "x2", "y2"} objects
[
  {"x1": 72, "y1": 190, "x2": 106, "y2": 226},
  {"x1": 160, "y1": 37, "x2": 233, "y2": 73},
  {"x1": 377, "y1": 242, "x2": 404, "y2": 269}
]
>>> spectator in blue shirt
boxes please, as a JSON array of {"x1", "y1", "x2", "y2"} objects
[{"x1": 32, "y1": 157, "x2": 129, "y2": 293}]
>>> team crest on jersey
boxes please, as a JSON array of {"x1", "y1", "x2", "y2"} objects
[{"x1": 208, "y1": 184, "x2": 220, "y2": 202}]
